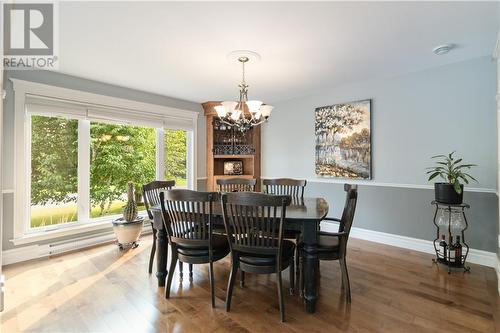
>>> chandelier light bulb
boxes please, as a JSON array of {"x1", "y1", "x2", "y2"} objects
[
  {"x1": 214, "y1": 105, "x2": 227, "y2": 118},
  {"x1": 222, "y1": 101, "x2": 237, "y2": 115},
  {"x1": 230, "y1": 110, "x2": 242, "y2": 121},
  {"x1": 246, "y1": 100, "x2": 263, "y2": 113},
  {"x1": 260, "y1": 105, "x2": 274, "y2": 118}
]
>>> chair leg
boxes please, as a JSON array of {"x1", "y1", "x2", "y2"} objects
[
  {"x1": 339, "y1": 257, "x2": 351, "y2": 304},
  {"x1": 295, "y1": 236, "x2": 300, "y2": 277},
  {"x1": 277, "y1": 270, "x2": 285, "y2": 322},
  {"x1": 179, "y1": 261, "x2": 183, "y2": 281},
  {"x1": 209, "y1": 261, "x2": 215, "y2": 308},
  {"x1": 148, "y1": 228, "x2": 157, "y2": 274},
  {"x1": 289, "y1": 260, "x2": 295, "y2": 295},
  {"x1": 226, "y1": 255, "x2": 238, "y2": 312},
  {"x1": 165, "y1": 249, "x2": 178, "y2": 299},
  {"x1": 299, "y1": 250, "x2": 304, "y2": 297},
  {"x1": 189, "y1": 263, "x2": 194, "y2": 282},
  {"x1": 240, "y1": 271, "x2": 245, "y2": 287}
]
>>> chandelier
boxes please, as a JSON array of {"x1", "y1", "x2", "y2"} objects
[{"x1": 215, "y1": 55, "x2": 273, "y2": 132}]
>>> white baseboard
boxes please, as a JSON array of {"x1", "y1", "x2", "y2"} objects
[
  {"x1": 321, "y1": 222, "x2": 498, "y2": 268},
  {"x1": 3, "y1": 224, "x2": 153, "y2": 266},
  {"x1": 3, "y1": 244, "x2": 40, "y2": 265}
]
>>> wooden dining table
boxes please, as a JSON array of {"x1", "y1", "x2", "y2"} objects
[{"x1": 150, "y1": 196, "x2": 329, "y2": 314}]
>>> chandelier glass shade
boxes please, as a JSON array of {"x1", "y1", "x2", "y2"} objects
[{"x1": 215, "y1": 56, "x2": 273, "y2": 132}]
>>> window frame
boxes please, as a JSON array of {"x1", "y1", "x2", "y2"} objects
[{"x1": 11, "y1": 79, "x2": 198, "y2": 245}]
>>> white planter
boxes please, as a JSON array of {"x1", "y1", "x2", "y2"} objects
[{"x1": 112, "y1": 217, "x2": 144, "y2": 249}]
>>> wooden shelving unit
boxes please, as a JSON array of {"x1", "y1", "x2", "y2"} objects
[{"x1": 202, "y1": 101, "x2": 261, "y2": 192}]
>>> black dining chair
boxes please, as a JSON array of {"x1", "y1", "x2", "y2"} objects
[
  {"x1": 299, "y1": 184, "x2": 358, "y2": 303},
  {"x1": 221, "y1": 192, "x2": 293, "y2": 322},
  {"x1": 216, "y1": 178, "x2": 257, "y2": 192},
  {"x1": 160, "y1": 189, "x2": 229, "y2": 307},
  {"x1": 263, "y1": 178, "x2": 306, "y2": 201},
  {"x1": 215, "y1": 178, "x2": 257, "y2": 238},
  {"x1": 143, "y1": 180, "x2": 176, "y2": 274},
  {"x1": 263, "y1": 178, "x2": 307, "y2": 291}
]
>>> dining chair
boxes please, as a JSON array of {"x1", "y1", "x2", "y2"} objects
[
  {"x1": 160, "y1": 189, "x2": 229, "y2": 307},
  {"x1": 216, "y1": 178, "x2": 257, "y2": 192},
  {"x1": 263, "y1": 178, "x2": 307, "y2": 290},
  {"x1": 263, "y1": 178, "x2": 306, "y2": 201},
  {"x1": 221, "y1": 192, "x2": 293, "y2": 322},
  {"x1": 299, "y1": 184, "x2": 358, "y2": 303},
  {"x1": 216, "y1": 177, "x2": 257, "y2": 284},
  {"x1": 142, "y1": 180, "x2": 176, "y2": 274}
]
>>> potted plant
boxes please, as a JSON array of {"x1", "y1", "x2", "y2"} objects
[
  {"x1": 112, "y1": 182, "x2": 143, "y2": 250},
  {"x1": 426, "y1": 152, "x2": 476, "y2": 204}
]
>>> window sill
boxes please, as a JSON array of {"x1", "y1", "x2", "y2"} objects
[{"x1": 10, "y1": 218, "x2": 152, "y2": 246}]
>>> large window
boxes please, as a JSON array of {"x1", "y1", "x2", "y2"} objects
[
  {"x1": 30, "y1": 115, "x2": 79, "y2": 228},
  {"x1": 90, "y1": 122, "x2": 156, "y2": 218},
  {"x1": 12, "y1": 80, "x2": 198, "y2": 244},
  {"x1": 28, "y1": 115, "x2": 193, "y2": 230}
]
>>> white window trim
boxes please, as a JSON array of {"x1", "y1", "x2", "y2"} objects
[{"x1": 11, "y1": 78, "x2": 198, "y2": 244}]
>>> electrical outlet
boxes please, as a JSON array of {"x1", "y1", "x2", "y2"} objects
[{"x1": 1, "y1": 89, "x2": 5, "y2": 100}]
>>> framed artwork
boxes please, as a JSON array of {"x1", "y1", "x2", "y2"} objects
[
  {"x1": 315, "y1": 99, "x2": 371, "y2": 179},
  {"x1": 224, "y1": 160, "x2": 243, "y2": 175}
]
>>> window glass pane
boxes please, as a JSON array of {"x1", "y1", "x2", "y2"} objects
[
  {"x1": 90, "y1": 122, "x2": 156, "y2": 218},
  {"x1": 164, "y1": 129, "x2": 187, "y2": 188},
  {"x1": 30, "y1": 115, "x2": 78, "y2": 228}
]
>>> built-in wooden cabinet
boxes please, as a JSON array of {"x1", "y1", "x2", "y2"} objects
[{"x1": 202, "y1": 102, "x2": 261, "y2": 192}]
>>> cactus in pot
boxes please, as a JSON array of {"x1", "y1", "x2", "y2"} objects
[{"x1": 123, "y1": 181, "x2": 138, "y2": 222}]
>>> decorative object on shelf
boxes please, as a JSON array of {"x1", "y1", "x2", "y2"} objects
[
  {"x1": 112, "y1": 216, "x2": 144, "y2": 250},
  {"x1": 214, "y1": 51, "x2": 273, "y2": 132},
  {"x1": 224, "y1": 161, "x2": 243, "y2": 175},
  {"x1": 426, "y1": 151, "x2": 477, "y2": 204},
  {"x1": 431, "y1": 201, "x2": 470, "y2": 273},
  {"x1": 315, "y1": 99, "x2": 371, "y2": 179},
  {"x1": 123, "y1": 181, "x2": 138, "y2": 222}
]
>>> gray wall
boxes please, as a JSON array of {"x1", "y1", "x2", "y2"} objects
[
  {"x1": 262, "y1": 56, "x2": 498, "y2": 252},
  {"x1": 309, "y1": 182, "x2": 497, "y2": 252},
  {"x1": 2, "y1": 70, "x2": 205, "y2": 251}
]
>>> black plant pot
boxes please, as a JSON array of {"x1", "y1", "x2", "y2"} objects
[{"x1": 434, "y1": 183, "x2": 463, "y2": 204}]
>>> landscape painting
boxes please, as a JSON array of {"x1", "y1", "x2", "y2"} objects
[{"x1": 315, "y1": 99, "x2": 371, "y2": 179}]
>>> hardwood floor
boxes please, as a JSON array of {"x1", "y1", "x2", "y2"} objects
[{"x1": 1, "y1": 236, "x2": 499, "y2": 332}]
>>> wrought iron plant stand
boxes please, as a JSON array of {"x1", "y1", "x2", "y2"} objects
[{"x1": 431, "y1": 201, "x2": 470, "y2": 273}]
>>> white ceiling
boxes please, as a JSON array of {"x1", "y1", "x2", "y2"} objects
[{"x1": 57, "y1": 1, "x2": 499, "y2": 104}]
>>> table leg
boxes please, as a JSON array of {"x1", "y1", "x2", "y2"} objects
[
  {"x1": 302, "y1": 222, "x2": 319, "y2": 313},
  {"x1": 156, "y1": 227, "x2": 168, "y2": 287}
]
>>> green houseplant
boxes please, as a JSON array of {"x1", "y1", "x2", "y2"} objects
[{"x1": 426, "y1": 152, "x2": 476, "y2": 204}]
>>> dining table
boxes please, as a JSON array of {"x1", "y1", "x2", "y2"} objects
[{"x1": 149, "y1": 196, "x2": 329, "y2": 314}]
